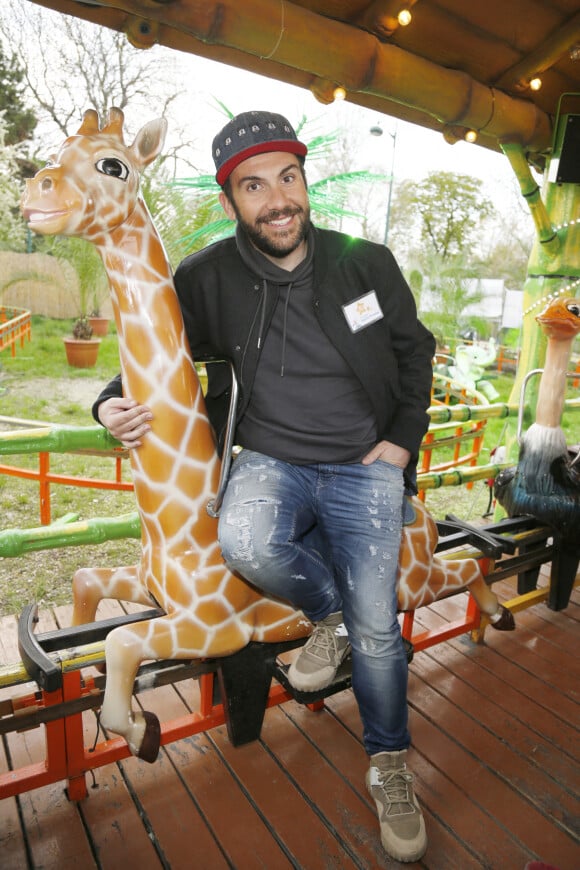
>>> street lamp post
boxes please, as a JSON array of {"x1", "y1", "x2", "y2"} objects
[{"x1": 370, "y1": 123, "x2": 397, "y2": 246}]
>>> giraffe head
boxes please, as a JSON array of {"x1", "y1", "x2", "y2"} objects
[{"x1": 21, "y1": 108, "x2": 167, "y2": 243}]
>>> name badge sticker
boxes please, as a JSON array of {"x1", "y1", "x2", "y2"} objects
[{"x1": 342, "y1": 290, "x2": 384, "y2": 333}]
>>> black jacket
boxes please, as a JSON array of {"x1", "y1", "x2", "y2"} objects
[{"x1": 94, "y1": 226, "x2": 435, "y2": 491}]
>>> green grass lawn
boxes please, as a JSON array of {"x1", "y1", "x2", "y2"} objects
[
  {"x1": 1, "y1": 314, "x2": 121, "y2": 393},
  {"x1": 0, "y1": 316, "x2": 140, "y2": 615}
]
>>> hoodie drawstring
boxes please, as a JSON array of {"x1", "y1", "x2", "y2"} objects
[
  {"x1": 256, "y1": 279, "x2": 268, "y2": 350},
  {"x1": 256, "y1": 280, "x2": 293, "y2": 378},
  {"x1": 280, "y1": 283, "x2": 293, "y2": 377}
]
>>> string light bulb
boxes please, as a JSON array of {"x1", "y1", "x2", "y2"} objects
[
  {"x1": 398, "y1": 9, "x2": 412, "y2": 26},
  {"x1": 333, "y1": 86, "x2": 347, "y2": 101},
  {"x1": 465, "y1": 129, "x2": 478, "y2": 143},
  {"x1": 529, "y1": 77, "x2": 542, "y2": 91}
]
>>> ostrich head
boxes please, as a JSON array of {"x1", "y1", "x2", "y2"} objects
[{"x1": 536, "y1": 296, "x2": 580, "y2": 341}]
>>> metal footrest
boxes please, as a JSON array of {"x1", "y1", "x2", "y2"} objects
[{"x1": 17, "y1": 603, "x2": 164, "y2": 692}]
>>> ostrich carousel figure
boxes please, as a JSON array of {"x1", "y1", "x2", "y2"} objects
[
  {"x1": 494, "y1": 296, "x2": 580, "y2": 608},
  {"x1": 21, "y1": 108, "x2": 514, "y2": 763}
]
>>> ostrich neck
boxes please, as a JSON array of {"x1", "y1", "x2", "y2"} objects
[{"x1": 536, "y1": 337, "x2": 573, "y2": 427}]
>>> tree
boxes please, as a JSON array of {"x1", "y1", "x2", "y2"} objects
[
  {"x1": 473, "y1": 196, "x2": 533, "y2": 292},
  {"x1": 0, "y1": 40, "x2": 37, "y2": 146},
  {"x1": 0, "y1": 115, "x2": 28, "y2": 251},
  {"x1": 140, "y1": 161, "x2": 207, "y2": 269},
  {"x1": 385, "y1": 173, "x2": 500, "y2": 341},
  {"x1": 403, "y1": 171, "x2": 494, "y2": 261},
  {"x1": 0, "y1": 1, "x2": 195, "y2": 166},
  {"x1": 409, "y1": 249, "x2": 485, "y2": 344}
]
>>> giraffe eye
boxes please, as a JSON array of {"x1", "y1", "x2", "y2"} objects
[{"x1": 95, "y1": 157, "x2": 130, "y2": 181}]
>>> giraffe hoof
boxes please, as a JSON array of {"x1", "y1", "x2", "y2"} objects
[
  {"x1": 490, "y1": 606, "x2": 515, "y2": 631},
  {"x1": 137, "y1": 711, "x2": 161, "y2": 763}
]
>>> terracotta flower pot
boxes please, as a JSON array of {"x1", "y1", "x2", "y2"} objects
[
  {"x1": 88, "y1": 316, "x2": 110, "y2": 336},
  {"x1": 63, "y1": 337, "x2": 101, "y2": 368}
]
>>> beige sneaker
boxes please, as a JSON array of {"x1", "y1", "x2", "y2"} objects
[
  {"x1": 366, "y1": 750, "x2": 427, "y2": 863},
  {"x1": 287, "y1": 611, "x2": 351, "y2": 691}
]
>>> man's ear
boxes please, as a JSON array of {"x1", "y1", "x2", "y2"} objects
[{"x1": 219, "y1": 190, "x2": 236, "y2": 221}]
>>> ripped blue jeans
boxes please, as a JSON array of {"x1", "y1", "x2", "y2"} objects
[{"x1": 218, "y1": 449, "x2": 409, "y2": 755}]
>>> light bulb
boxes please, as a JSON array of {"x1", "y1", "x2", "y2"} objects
[
  {"x1": 465, "y1": 129, "x2": 478, "y2": 143},
  {"x1": 529, "y1": 77, "x2": 542, "y2": 91},
  {"x1": 398, "y1": 9, "x2": 412, "y2": 26},
  {"x1": 333, "y1": 86, "x2": 347, "y2": 101}
]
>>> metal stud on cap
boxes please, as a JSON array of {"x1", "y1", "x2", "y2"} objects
[{"x1": 212, "y1": 110, "x2": 307, "y2": 186}]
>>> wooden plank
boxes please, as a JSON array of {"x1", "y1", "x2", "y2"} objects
[
  {"x1": 456, "y1": 626, "x2": 579, "y2": 730},
  {"x1": 167, "y1": 731, "x2": 290, "y2": 869},
  {"x1": 67, "y1": 598, "x2": 218, "y2": 868},
  {"x1": 411, "y1": 703, "x2": 578, "y2": 868},
  {"x1": 260, "y1": 703, "x2": 390, "y2": 867},
  {"x1": 498, "y1": 616, "x2": 580, "y2": 679},
  {"x1": 272, "y1": 697, "x2": 495, "y2": 868},
  {"x1": 0, "y1": 608, "x2": 94, "y2": 867},
  {"x1": 210, "y1": 720, "x2": 364, "y2": 868},
  {"x1": 520, "y1": 607, "x2": 580, "y2": 655},
  {"x1": 416, "y1": 640, "x2": 580, "y2": 789},
  {"x1": 0, "y1": 737, "x2": 30, "y2": 870},
  {"x1": 119, "y1": 684, "x2": 237, "y2": 868},
  {"x1": 322, "y1": 688, "x2": 527, "y2": 867},
  {"x1": 410, "y1": 597, "x2": 580, "y2": 731},
  {"x1": 410, "y1": 607, "x2": 580, "y2": 764},
  {"x1": 409, "y1": 727, "x2": 538, "y2": 869},
  {"x1": 488, "y1": 629, "x2": 579, "y2": 699},
  {"x1": 324, "y1": 640, "x2": 579, "y2": 868},
  {"x1": 6, "y1": 734, "x2": 95, "y2": 869},
  {"x1": 277, "y1": 698, "x2": 487, "y2": 869},
  {"x1": 1, "y1": 587, "x2": 577, "y2": 868},
  {"x1": 75, "y1": 752, "x2": 164, "y2": 868},
  {"x1": 408, "y1": 665, "x2": 579, "y2": 844},
  {"x1": 0, "y1": 615, "x2": 36, "y2": 700}
]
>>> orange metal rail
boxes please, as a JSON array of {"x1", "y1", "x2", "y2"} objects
[
  {"x1": 0, "y1": 451, "x2": 133, "y2": 525},
  {"x1": 0, "y1": 306, "x2": 32, "y2": 357},
  {"x1": 0, "y1": 666, "x2": 298, "y2": 802},
  {"x1": 0, "y1": 396, "x2": 490, "y2": 526}
]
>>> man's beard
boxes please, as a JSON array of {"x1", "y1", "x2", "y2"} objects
[{"x1": 235, "y1": 203, "x2": 310, "y2": 260}]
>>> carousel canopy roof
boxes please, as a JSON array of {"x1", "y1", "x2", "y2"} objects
[{"x1": 26, "y1": 1, "x2": 580, "y2": 169}]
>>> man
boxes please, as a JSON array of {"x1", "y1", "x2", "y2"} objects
[{"x1": 94, "y1": 111, "x2": 435, "y2": 863}]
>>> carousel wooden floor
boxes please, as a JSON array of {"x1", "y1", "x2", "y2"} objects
[{"x1": 1, "y1": 570, "x2": 579, "y2": 870}]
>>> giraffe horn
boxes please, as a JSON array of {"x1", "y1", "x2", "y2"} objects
[
  {"x1": 77, "y1": 110, "x2": 100, "y2": 135},
  {"x1": 103, "y1": 107, "x2": 126, "y2": 141}
]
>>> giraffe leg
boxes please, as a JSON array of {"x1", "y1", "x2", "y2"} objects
[
  {"x1": 72, "y1": 564, "x2": 153, "y2": 625},
  {"x1": 99, "y1": 623, "x2": 153, "y2": 757},
  {"x1": 99, "y1": 614, "x2": 209, "y2": 761},
  {"x1": 467, "y1": 576, "x2": 515, "y2": 630}
]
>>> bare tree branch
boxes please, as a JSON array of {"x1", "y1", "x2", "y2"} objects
[{"x1": 1, "y1": 1, "x2": 197, "y2": 165}]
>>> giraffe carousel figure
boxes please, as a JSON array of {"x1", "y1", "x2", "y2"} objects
[{"x1": 21, "y1": 109, "x2": 513, "y2": 763}]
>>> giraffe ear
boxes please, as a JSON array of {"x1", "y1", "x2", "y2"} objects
[{"x1": 131, "y1": 118, "x2": 168, "y2": 169}]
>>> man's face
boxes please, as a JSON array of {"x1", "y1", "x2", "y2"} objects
[{"x1": 219, "y1": 151, "x2": 310, "y2": 270}]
